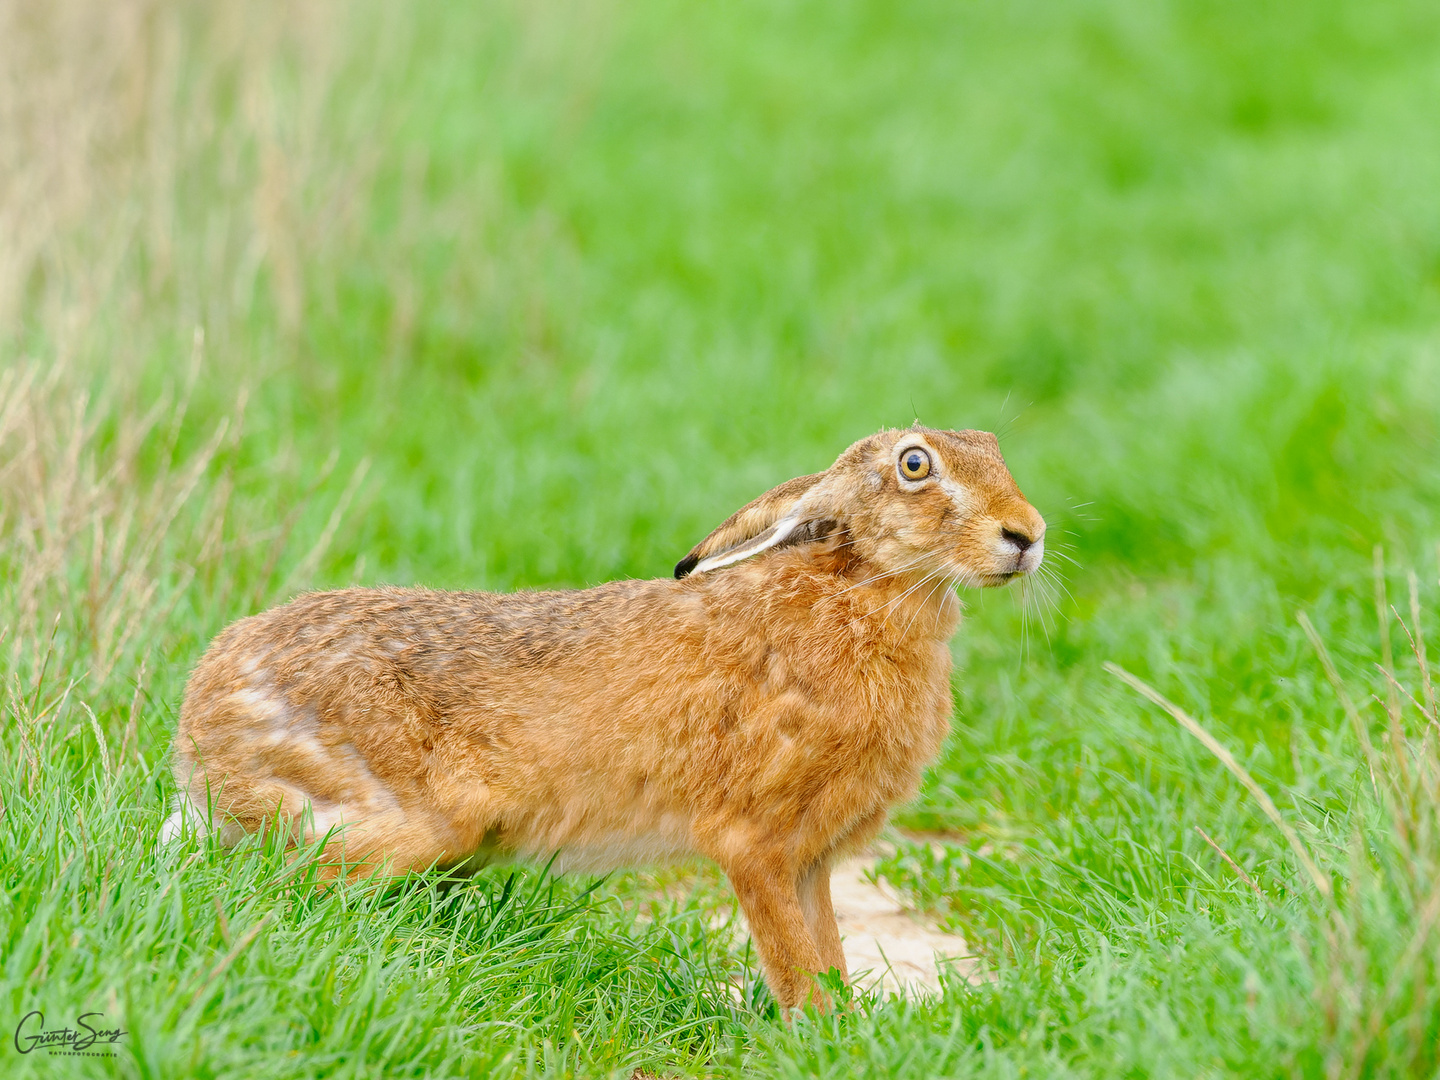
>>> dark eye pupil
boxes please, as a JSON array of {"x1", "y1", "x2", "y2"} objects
[{"x1": 906, "y1": 454, "x2": 922, "y2": 473}]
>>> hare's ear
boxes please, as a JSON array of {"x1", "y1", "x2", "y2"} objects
[{"x1": 674, "y1": 471, "x2": 841, "y2": 578}]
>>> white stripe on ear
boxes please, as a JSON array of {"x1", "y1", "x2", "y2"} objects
[{"x1": 691, "y1": 514, "x2": 802, "y2": 575}]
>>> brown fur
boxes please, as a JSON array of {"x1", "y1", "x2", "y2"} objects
[{"x1": 167, "y1": 425, "x2": 1045, "y2": 1010}]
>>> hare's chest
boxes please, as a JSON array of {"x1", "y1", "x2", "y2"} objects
[
  {"x1": 737, "y1": 642, "x2": 952, "y2": 791},
  {"x1": 835, "y1": 642, "x2": 953, "y2": 786},
  {"x1": 850, "y1": 638, "x2": 954, "y2": 736}
]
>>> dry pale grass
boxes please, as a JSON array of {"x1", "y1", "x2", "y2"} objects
[
  {"x1": 0, "y1": 0, "x2": 379, "y2": 764},
  {"x1": 0, "y1": 353, "x2": 214, "y2": 666},
  {"x1": 0, "y1": 349, "x2": 237, "y2": 799},
  {"x1": 0, "y1": 0, "x2": 370, "y2": 359},
  {"x1": 0, "y1": 0, "x2": 596, "y2": 382},
  {"x1": 0, "y1": 348, "x2": 372, "y2": 783}
]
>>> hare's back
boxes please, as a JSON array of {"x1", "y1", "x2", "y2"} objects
[
  {"x1": 183, "y1": 582, "x2": 686, "y2": 709},
  {"x1": 175, "y1": 582, "x2": 700, "y2": 820}
]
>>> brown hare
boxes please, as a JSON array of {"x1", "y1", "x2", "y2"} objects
[{"x1": 164, "y1": 425, "x2": 1045, "y2": 1011}]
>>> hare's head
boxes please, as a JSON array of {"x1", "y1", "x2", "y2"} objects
[{"x1": 675, "y1": 426, "x2": 1045, "y2": 588}]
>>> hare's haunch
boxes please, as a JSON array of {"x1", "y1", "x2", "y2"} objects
[{"x1": 166, "y1": 426, "x2": 1045, "y2": 1010}]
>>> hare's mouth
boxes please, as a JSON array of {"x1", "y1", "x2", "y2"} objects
[{"x1": 977, "y1": 568, "x2": 1027, "y2": 588}]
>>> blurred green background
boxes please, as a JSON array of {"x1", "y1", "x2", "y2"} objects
[
  {"x1": 11, "y1": 0, "x2": 1439, "y2": 593},
  {"x1": 4, "y1": 0, "x2": 1440, "y2": 1075}
]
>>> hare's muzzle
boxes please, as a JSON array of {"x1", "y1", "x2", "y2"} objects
[{"x1": 985, "y1": 508, "x2": 1046, "y2": 584}]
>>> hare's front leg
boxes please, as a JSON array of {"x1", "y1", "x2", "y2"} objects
[
  {"x1": 797, "y1": 859, "x2": 847, "y2": 980},
  {"x1": 722, "y1": 851, "x2": 827, "y2": 1011}
]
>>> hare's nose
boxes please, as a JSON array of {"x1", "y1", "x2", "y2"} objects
[{"x1": 1001, "y1": 527, "x2": 1036, "y2": 552}]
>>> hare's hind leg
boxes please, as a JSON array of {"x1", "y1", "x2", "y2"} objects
[
  {"x1": 311, "y1": 808, "x2": 467, "y2": 881},
  {"x1": 721, "y1": 851, "x2": 827, "y2": 1012},
  {"x1": 797, "y1": 859, "x2": 847, "y2": 980}
]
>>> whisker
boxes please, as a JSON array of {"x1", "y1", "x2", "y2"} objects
[
  {"x1": 867, "y1": 562, "x2": 950, "y2": 623},
  {"x1": 949, "y1": 565, "x2": 983, "y2": 590},
  {"x1": 844, "y1": 553, "x2": 932, "y2": 589},
  {"x1": 1019, "y1": 577, "x2": 1031, "y2": 662},
  {"x1": 1030, "y1": 583, "x2": 1051, "y2": 650},
  {"x1": 1038, "y1": 564, "x2": 1075, "y2": 611},
  {"x1": 1047, "y1": 548, "x2": 1083, "y2": 569},
  {"x1": 1032, "y1": 561, "x2": 1069, "y2": 601},
  {"x1": 894, "y1": 568, "x2": 949, "y2": 634},
  {"x1": 866, "y1": 564, "x2": 945, "y2": 621},
  {"x1": 1032, "y1": 579, "x2": 1058, "y2": 641},
  {"x1": 824, "y1": 552, "x2": 934, "y2": 599},
  {"x1": 1017, "y1": 572, "x2": 1057, "y2": 655},
  {"x1": 1024, "y1": 569, "x2": 1059, "y2": 629},
  {"x1": 936, "y1": 573, "x2": 963, "y2": 633},
  {"x1": 902, "y1": 570, "x2": 958, "y2": 639}
]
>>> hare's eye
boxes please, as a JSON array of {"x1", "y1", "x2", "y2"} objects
[{"x1": 899, "y1": 449, "x2": 931, "y2": 481}]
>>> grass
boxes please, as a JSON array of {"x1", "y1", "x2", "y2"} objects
[{"x1": 2, "y1": 0, "x2": 1440, "y2": 1075}]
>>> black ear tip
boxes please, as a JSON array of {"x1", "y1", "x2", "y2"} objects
[{"x1": 674, "y1": 554, "x2": 699, "y2": 580}]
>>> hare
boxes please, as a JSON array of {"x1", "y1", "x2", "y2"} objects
[{"x1": 165, "y1": 424, "x2": 1045, "y2": 1010}]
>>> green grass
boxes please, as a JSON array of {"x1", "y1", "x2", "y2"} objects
[{"x1": 3, "y1": 0, "x2": 1440, "y2": 1075}]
